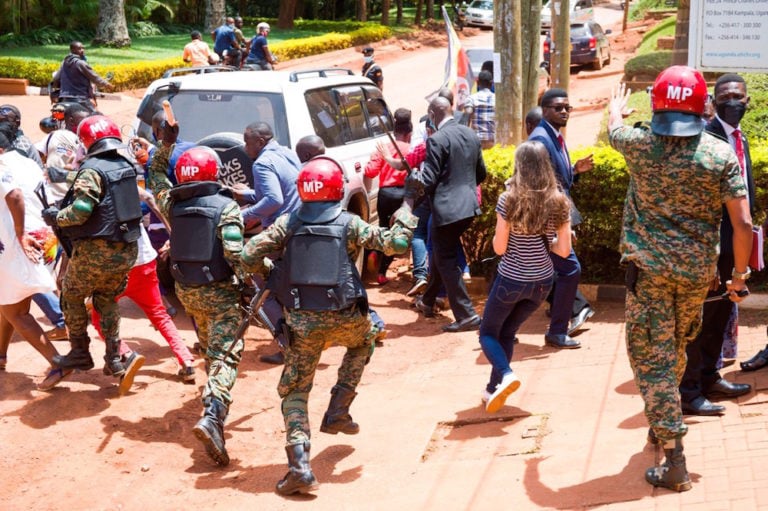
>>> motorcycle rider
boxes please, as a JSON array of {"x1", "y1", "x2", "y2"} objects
[{"x1": 51, "y1": 41, "x2": 113, "y2": 111}]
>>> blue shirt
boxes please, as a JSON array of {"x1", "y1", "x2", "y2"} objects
[
  {"x1": 213, "y1": 24, "x2": 236, "y2": 55},
  {"x1": 248, "y1": 35, "x2": 268, "y2": 61},
  {"x1": 241, "y1": 139, "x2": 302, "y2": 227}
]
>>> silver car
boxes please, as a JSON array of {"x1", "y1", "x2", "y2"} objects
[{"x1": 466, "y1": 0, "x2": 494, "y2": 29}]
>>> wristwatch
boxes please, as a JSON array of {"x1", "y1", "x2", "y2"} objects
[{"x1": 732, "y1": 268, "x2": 752, "y2": 281}]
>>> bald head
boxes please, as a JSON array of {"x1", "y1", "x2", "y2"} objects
[
  {"x1": 296, "y1": 135, "x2": 325, "y2": 163},
  {"x1": 428, "y1": 97, "x2": 452, "y2": 128}
]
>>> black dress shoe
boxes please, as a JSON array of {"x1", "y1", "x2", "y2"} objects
[
  {"x1": 681, "y1": 396, "x2": 725, "y2": 416},
  {"x1": 705, "y1": 378, "x2": 751, "y2": 399},
  {"x1": 442, "y1": 315, "x2": 481, "y2": 332},
  {"x1": 544, "y1": 333, "x2": 581, "y2": 349},
  {"x1": 741, "y1": 347, "x2": 768, "y2": 372},
  {"x1": 413, "y1": 297, "x2": 435, "y2": 318},
  {"x1": 568, "y1": 306, "x2": 595, "y2": 335},
  {"x1": 259, "y1": 351, "x2": 285, "y2": 365}
]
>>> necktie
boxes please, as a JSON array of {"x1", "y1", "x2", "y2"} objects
[
  {"x1": 733, "y1": 129, "x2": 746, "y2": 177},
  {"x1": 558, "y1": 133, "x2": 571, "y2": 167}
]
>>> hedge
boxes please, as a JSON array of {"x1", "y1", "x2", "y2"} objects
[
  {"x1": 467, "y1": 141, "x2": 768, "y2": 285},
  {"x1": 0, "y1": 24, "x2": 392, "y2": 89}
]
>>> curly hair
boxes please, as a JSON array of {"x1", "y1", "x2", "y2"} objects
[{"x1": 502, "y1": 140, "x2": 571, "y2": 235}]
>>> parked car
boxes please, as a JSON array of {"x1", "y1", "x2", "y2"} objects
[
  {"x1": 465, "y1": 0, "x2": 494, "y2": 29},
  {"x1": 543, "y1": 21, "x2": 612, "y2": 70},
  {"x1": 541, "y1": 0, "x2": 594, "y2": 32},
  {"x1": 134, "y1": 67, "x2": 394, "y2": 267}
]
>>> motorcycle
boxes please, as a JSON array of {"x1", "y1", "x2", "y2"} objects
[{"x1": 42, "y1": 71, "x2": 114, "y2": 130}]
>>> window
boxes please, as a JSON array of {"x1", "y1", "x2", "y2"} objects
[{"x1": 305, "y1": 88, "x2": 344, "y2": 148}]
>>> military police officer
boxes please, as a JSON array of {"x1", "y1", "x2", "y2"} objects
[
  {"x1": 608, "y1": 67, "x2": 752, "y2": 492},
  {"x1": 361, "y1": 46, "x2": 383, "y2": 90},
  {"x1": 241, "y1": 156, "x2": 416, "y2": 495},
  {"x1": 43, "y1": 115, "x2": 142, "y2": 382},
  {"x1": 147, "y1": 145, "x2": 245, "y2": 467}
]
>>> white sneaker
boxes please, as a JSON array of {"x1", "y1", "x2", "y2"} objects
[
  {"x1": 481, "y1": 389, "x2": 492, "y2": 404},
  {"x1": 485, "y1": 372, "x2": 521, "y2": 413}
]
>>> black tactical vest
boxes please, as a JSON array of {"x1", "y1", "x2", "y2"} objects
[
  {"x1": 60, "y1": 154, "x2": 142, "y2": 243},
  {"x1": 169, "y1": 181, "x2": 234, "y2": 287},
  {"x1": 270, "y1": 211, "x2": 368, "y2": 312}
]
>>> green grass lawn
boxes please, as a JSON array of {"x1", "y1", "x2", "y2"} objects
[
  {"x1": 636, "y1": 15, "x2": 676, "y2": 55},
  {"x1": 0, "y1": 28, "x2": 327, "y2": 63}
]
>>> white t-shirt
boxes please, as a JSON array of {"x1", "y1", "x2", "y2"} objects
[
  {"x1": 37, "y1": 129, "x2": 80, "y2": 202},
  {"x1": 134, "y1": 223, "x2": 158, "y2": 267},
  {"x1": 0, "y1": 151, "x2": 55, "y2": 304}
]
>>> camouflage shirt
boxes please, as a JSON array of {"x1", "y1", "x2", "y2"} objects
[
  {"x1": 148, "y1": 145, "x2": 244, "y2": 267},
  {"x1": 56, "y1": 166, "x2": 104, "y2": 227},
  {"x1": 241, "y1": 207, "x2": 418, "y2": 275},
  {"x1": 609, "y1": 125, "x2": 746, "y2": 281}
]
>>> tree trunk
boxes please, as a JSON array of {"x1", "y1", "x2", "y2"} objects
[
  {"x1": 278, "y1": 0, "x2": 297, "y2": 28},
  {"x1": 520, "y1": 0, "x2": 541, "y2": 117},
  {"x1": 357, "y1": 0, "x2": 367, "y2": 21},
  {"x1": 204, "y1": 0, "x2": 225, "y2": 34},
  {"x1": 672, "y1": 0, "x2": 690, "y2": 65},
  {"x1": 495, "y1": 0, "x2": 523, "y2": 146},
  {"x1": 93, "y1": 0, "x2": 131, "y2": 47},
  {"x1": 551, "y1": 0, "x2": 570, "y2": 93},
  {"x1": 415, "y1": 0, "x2": 423, "y2": 25},
  {"x1": 382, "y1": 0, "x2": 391, "y2": 25},
  {"x1": 426, "y1": 0, "x2": 434, "y2": 21},
  {"x1": 396, "y1": 0, "x2": 403, "y2": 24}
]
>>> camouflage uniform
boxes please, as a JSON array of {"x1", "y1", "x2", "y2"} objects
[
  {"x1": 241, "y1": 207, "x2": 417, "y2": 445},
  {"x1": 610, "y1": 124, "x2": 745, "y2": 441},
  {"x1": 57, "y1": 168, "x2": 137, "y2": 341},
  {"x1": 148, "y1": 145, "x2": 244, "y2": 407}
]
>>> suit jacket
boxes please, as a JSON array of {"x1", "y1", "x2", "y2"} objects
[
  {"x1": 528, "y1": 120, "x2": 582, "y2": 225},
  {"x1": 705, "y1": 117, "x2": 754, "y2": 256},
  {"x1": 420, "y1": 118, "x2": 487, "y2": 226}
]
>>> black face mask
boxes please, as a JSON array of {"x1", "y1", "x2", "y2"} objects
[{"x1": 716, "y1": 99, "x2": 747, "y2": 127}]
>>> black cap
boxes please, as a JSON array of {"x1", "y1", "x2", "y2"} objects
[{"x1": 363, "y1": 47, "x2": 374, "y2": 55}]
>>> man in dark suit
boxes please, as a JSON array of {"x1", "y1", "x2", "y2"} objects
[
  {"x1": 680, "y1": 74, "x2": 754, "y2": 415},
  {"x1": 413, "y1": 96, "x2": 486, "y2": 332},
  {"x1": 528, "y1": 88, "x2": 594, "y2": 349}
]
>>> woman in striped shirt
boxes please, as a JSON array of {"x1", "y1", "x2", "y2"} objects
[{"x1": 482, "y1": 140, "x2": 572, "y2": 413}]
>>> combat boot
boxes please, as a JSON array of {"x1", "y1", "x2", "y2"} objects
[
  {"x1": 52, "y1": 334, "x2": 94, "y2": 371},
  {"x1": 102, "y1": 338, "x2": 126, "y2": 377},
  {"x1": 276, "y1": 442, "x2": 319, "y2": 495},
  {"x1": 645, "y1": 438, "x2": 692, "y2": 492},
  {"x1": 320, "y1": 384, "x2": 359, "y2": 435},
  {"x1": 193, "y1": 397, "x2": 229, "y2": 466}
]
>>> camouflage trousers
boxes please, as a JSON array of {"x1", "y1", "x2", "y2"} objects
[
  {"x1": 280, "y1": 306, "x2": 375, "y2": 445},
  {"x1": 625, "y1": 268, "x2": 709, "y2": 442},
  {"x1": 177, "y1": 280, "x2": 242, "y2": 407},
  {"x1": 61, "y1": 239, "x2": 137, "y2": 339}
]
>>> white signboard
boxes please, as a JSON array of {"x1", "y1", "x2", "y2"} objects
[{"x1": 689, "y1": 0, "x2": 768, "y2": 72}]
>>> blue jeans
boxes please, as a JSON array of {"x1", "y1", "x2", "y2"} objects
[
  {"x1": 32, "y1": 292, "x2": 66, "y2": 329},
  {"x1": 548, "y1": 248, "x2": 581, "y2": 335},
  {"x1": 479, "y1": 275, "x2": 552, "y2": 393},
  {"x1": 411, "y1": 202, "x2": 430, "y2": 281}
]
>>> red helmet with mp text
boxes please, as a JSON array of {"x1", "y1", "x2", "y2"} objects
[
  {"x1": 77, "y1": 115, "x2": 122, "y2": 155},
  {"x1": 297, "y1": 156, "x2": 345, "y2": 202},
  {"x1": 174, "y1": 146, "x2": 221, "y2": 184},
  {"x1": 650, "y1": 65, "x2": 708, "y2": 137}
]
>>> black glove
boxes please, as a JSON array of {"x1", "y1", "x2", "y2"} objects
[
  {"x1": 42, "y1": 207, "x2": 60, "y2": 227},
  {"x1": 404, "y1": 170, "x2": 425, "y2": 200}
]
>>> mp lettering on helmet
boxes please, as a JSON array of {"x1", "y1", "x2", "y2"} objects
[
  {"x1": 667, "y1": 85, "x2": 694, "y2": 102},
  {"x1": 303, "y1": 180, "x2": 324, "y2": 194},
  {"x1": 92, "y1": 118, "x2": 112, "y2": 134},
  {"x1": 180, "y1": 165, "x2": 200, "y2": 178}
]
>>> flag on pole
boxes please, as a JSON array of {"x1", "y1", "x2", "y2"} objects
[{"x1": 434, "y1": 5, "x2": 474, "y2": 109}]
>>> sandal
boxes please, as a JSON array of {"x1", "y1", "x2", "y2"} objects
[
  {"x1": 0, "y1": 355, "x2": 6, "y2": 371},
  {"x1": 37, "y1": 366, "x2": 72, "y2": 391}
]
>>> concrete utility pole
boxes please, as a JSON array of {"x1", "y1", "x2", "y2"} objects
[
  {"x1": 550, "y1": 0, "x2": 571, "y2": 92},
  {"x1": 495, "y1": 0, "x2": 523, "y2": 145}
]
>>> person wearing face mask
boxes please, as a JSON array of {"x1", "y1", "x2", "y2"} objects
[
  {"x1": 678, "y1": 74, "x2": 755, "y2": 413},
  {"x1": 361, "y1": 47, "x2": 383, "y2": 91}
]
